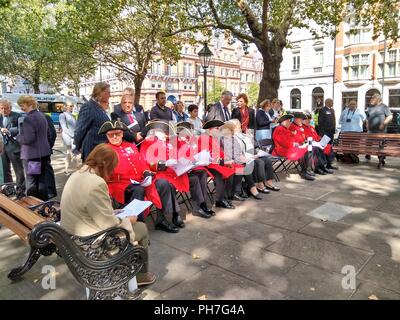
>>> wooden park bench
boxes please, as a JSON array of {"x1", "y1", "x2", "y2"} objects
[
  {"x1": 0, "y1": 183, "x2": 146, "y2": 300},
  {"x1": 333, "y1": 132, "x2": 400, "y2": 169}
]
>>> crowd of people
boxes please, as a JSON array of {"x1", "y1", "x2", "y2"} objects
[{"x1": 0, "y1": 82, "x2": 395, "y2": 288}]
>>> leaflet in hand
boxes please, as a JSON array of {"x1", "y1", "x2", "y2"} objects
[
  {"x1": 130, "y1": 175, "x2": 152, "y2": 187},
  {"x1": 193, "y1": 150, "x2": 211, "y2": 166},
  {"x1": 116, "y1": 199, "x2": 152, "y2": 218},
  {"x1": 312, "y1": 135, "x2": 331, "y2": 149},
  {"x1": 257, "y1": 149, "x2": 270, "y2": 158},
  {"x1": 171, "y1": 162, "x2": 196, "y2": 176}
]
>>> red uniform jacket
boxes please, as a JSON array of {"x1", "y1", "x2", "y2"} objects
[
  {"x1": 107, "y1": 141, "x2": 162, "y2": 210},
  {"x1": 197, "y1": 134, "x2": 235, "y2": 179},
  {"x1": 303, "y1": 124, "x2": 332, "y2": 155},
  {"x1": 140, "y1": 136, "x2": 190, "y2": 192},
  {"x1": 289, "y1": 122, "x2": 306, "y2": 145},
  {"x1": 272, "y1": 125, "x2": 307, "y2": 160}
]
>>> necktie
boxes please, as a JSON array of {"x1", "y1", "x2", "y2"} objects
[
  {"x1": 128, "y1": 113, "x2": 135, "y2": 124},
  {"x1": 223, "y1": 107, "x2": 230, "y2": 121}
]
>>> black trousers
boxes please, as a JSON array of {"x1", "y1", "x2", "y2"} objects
[
  {"x1": 124, "y1": 184, "x2": 146, "y2": 221},
  {"x1": 257, "y1": 157, "x2": 275, "y2": 181},
  {"x1": 189, "y1": 171, "x2": 207, "y2": 209},
  {"x1": 154, "y1": 179, "x2": 181, "y2": 221},
  {"x1": 1, "y1": 146, "x2": 25, "y2": 188},
  {"x1": 23, "y1": 156, "x2": 50, "y2": 201},
  {"x1": 208, "y1": 169, "x2": 233, "y2": 202},
  {"x1": 45, "y1": 158, "x2": 57, "y2": 198}
]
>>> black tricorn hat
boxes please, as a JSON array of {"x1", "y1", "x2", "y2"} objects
[
  {"x1": 304, "y1": 111, "x2": 313, "y2": 119},
  {"x1": 293, "y1": 112, "x2": 307, "y2": 120},
  {"x1": 203, "y1": 120, "x2": 225, "y2": 130},
  {"x1": 98, "y1": 120, "x2": 128, "y2": 135},
  {"x1": 146, "y1": 120, "x2": 176, "y2": 135},
  {"x1": 277, "y1": 114, "x2": 294, "y2": 123}
]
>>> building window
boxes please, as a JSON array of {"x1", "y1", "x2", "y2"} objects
[
  {"x1": 314, "y1": 48, "x2": 323, "y2": 72},
  {"x1": 345, "y1": 28, "x2": 371, "y2": 45},
  {"x1": 342, "y1": 91, "x2": 358, "y2": 110},
  {"x1": 312, "y1": 87, "x2": 324, "y2": 111},
  {"x1": 292, "y1": 51, "x2": 300, "y2": 74},
  {"x1": 184, "y1": 63, "x2": 192, "y2": 77},
  {"x1": 221, "y1": 68, "x2": 225, "y2": 76},
  {"x1": 290, "y1": 89, "x2": 301, "y2": 109},
  {"x1": 225, "y1": 68, "x2": 229, "y2": 77},
  {"x1": 389, "y1": 89, "x2": 400, "y2": 108},
  {"x1": 151, "y1": 83, "x2": 155, "y2": 89},
  {"x1": 380, "y1": 49, "x2": 400, "y2": 77},
  {"x1": 345, "y1": 54, "x2": 370, "y2": 80}
]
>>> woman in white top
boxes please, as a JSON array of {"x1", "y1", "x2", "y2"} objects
[{"x1": 59, "y1": 103, "x2": 77, "y2": 174}]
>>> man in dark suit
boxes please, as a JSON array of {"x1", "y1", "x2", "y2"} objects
[
  {"x1": 318, "y1": 98, "x2": 338, "y2": 170},
  {"x1": 204, "y1": 90, "x2": 233, "y2": 123},
  {"x1": 0, "y1": 99, "x2": 25, "y2": 188},
  {"x1": 111, "y1": 94, "x2": 146, "y2": 143},
  {"x1": 74, "y1": 83, "x2": 111, "y2": 161},
  {"x1": 150, "y1": 91, "x2": 173, "y2": 121},
  {"x1": 43, "y1": 114, "x2": 57, "y2": 198}
]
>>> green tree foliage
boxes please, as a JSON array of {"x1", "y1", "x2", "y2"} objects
[
  {"x1": 0, "y1": 0, "x2": 95, "y2": 94},
  {"x1": 64, "y1": 0, "x2": 192, "y2": 104},
  {"x1": 206, "y1": 78, "x2": 225, "y2": 104},
  {"x1": 171, "y1": 0, "x2": 400, "y2": 104},
  {"x1": 247, "y1": 82, "x2": 260, "y2": 107}
]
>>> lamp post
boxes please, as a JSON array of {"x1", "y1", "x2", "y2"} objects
[{"x1": 198, "y1": 42, "x2": 213, "y2": 112}]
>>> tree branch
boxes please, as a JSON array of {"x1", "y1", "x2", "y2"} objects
[
  {"x1": 208, "y1": 0, "x2": 254, "y2": 43},
  {"x1": 261, "y1": 0, "x2": 269, "y2": 41},
  {"x1": 164, "y1": 24, "x2": 215, "y2": 37},
  {"x1": 235, "y1": 0, "x2": 263, "y2": 39}
]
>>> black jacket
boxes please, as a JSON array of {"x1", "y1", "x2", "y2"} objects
[
  {"x1": 111, "y1": 107, "x2": 147, "y2": 143},
  {"x1": 318, "y1": 106, "x2": 336, "y2": 137},
  {"x1": 231, "y1": 107, "x2": 255, "y2": 130},
  {"x1": 204, "y1": 102, "x2": 230, "y2": 122},
  {"x1": 256, "y1": 109, "x2": 272, "y2": 130}
]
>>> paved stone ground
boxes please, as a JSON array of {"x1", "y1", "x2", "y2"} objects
[{"x1": 1, "y1": 137, "x2": 400, "y2": 300}]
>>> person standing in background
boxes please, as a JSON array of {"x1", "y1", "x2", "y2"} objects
[
  {"x1": 339, "y1": 100, "x2": 366, "y2": 133},
  {"x1": 59, "y1": 103, "x2": 77, "y2": 174}
]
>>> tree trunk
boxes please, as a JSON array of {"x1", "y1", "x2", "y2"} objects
[
  {"x1": 32, "y1": 67, "x2": 41, "y2": 94},
  {"x1": 133, "y1": 73, "x2": 145, "y2": 106},
  {"x1": 257, "y1": 53, "x2": 282, "y2": 105}
]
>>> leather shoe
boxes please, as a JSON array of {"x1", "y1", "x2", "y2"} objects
[
  {"x1": 265, "y1": 184, "x2": 280, "y2": 191},
  {"x1": 137, "y1": 272, "x2": 157, "y2": 286},
  {"x1": 301, "y1": 172, "x2": 316, "y2": 181},
  {"x1": 321, "y1": 166, "x2": 334, "y2": 174},
  {"x1": 155, "y1": 220, "x2": 179, "y2": 233},
  {"x1": 215, "y1": 200, "x2": 235, "y2": 209},
  {"x1": 172, "y1": 215, "x2": 185, "y2": 228},
  {"x1": 250, "y1": 192, "x2": 263, "y2": 200},
  {"x1": 327, "y1": 164, "x2": 338, "y2": 170},
  {"x1": 257, "y1": 187, "x2": 270, "y2": 194},
  {"x1": 315, "y1": 168, "x2": 327, "y2": 175},
  {"x1": 200, "y1": 203, "x2": 215, "y2": 216},
  {"x1": 229, "y1": 194, "x2": 245, "y2": 202},
  {"x1": 239, "y1": 191, "x2": 249, "y2": 198},
  {"x1": 192, "y1": 208, "x2": 212, "y2": 219}
]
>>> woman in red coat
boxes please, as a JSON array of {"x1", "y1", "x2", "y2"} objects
[
  {"x1": 272, "y1": 114, "x2": 315, "y2": 181},
  {"x1": 101, "y1": 120, "x2": 181, "y2": 233}
]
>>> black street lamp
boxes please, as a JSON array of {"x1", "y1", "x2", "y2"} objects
[{"x1": 198, "y1": 42, "x2": 213, "y2": 111}]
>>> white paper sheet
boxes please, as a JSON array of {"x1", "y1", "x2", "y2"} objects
[
  {"x1": 257, "y1": 149, "x2": 270, "y2": 157},
  {"x1": 193, "y1": 150, "x2": 211, "y2": 166},
  {"x1": 116, "y1": 199, "x2": 153, "y2": 218},
  {"x1": 170, "y1": 163, "x2": 196, "y2": 176},
  {"x1": 130, "y1": 175, "x2": 152, "y2": 187},
  {"x1": 319, "y1": 135, "x2": 331, "y2": 148}
]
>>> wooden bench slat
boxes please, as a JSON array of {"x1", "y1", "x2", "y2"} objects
[
  {"x1": 0, "y1": 209, "x2": 30, "y2": 243},
  {"x1": 0, "y1": 194, "x2": 45, "y2": 229}
]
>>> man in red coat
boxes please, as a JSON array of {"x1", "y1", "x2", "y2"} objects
[
  {"x1": 272, "y1": 114, "x2": 315, "y2": 181},
  {"x1": 197, "y1": 120, "x2": 236, "y2": 208},
  {"x1": 140, "y1": 120, "x2": 189, "y2": 232}
]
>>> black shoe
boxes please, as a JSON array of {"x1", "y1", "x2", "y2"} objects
[
  {"x1": 257, "y1": 187, "x2": 270, "y2": 194},
  {"x1": 172, "y1": 215, "x2": 185, "y2": 228},
  {"x1": 264, "y1": 184, "x2": 280, "y2": 191},
  {"x1": 250, "y1": 192, "x2": 263, "y2": 200},
  {"x1": 200, "y1": 203, "x2": 215, "y2": 216},
  {"x1": 300, "y1": 172, "x2": 315, "y2": 181},
  {"x1": 307, "y1": 170, "x2": 316, "y2": 176},
  {"x1": 155, "y1": 220, "x2": 179, "y2": 233},
  {"x1": 215, "y1": 200, "x2": 235, "y2": 209},
  {"x1": 239, "y1": 191, "x2": 249, "y2": 198},
  {"x1": 315, "y1": 168, "x2": 327, "y2": 175},
  {"x1": 327, "y1": 164, "x2": 338, "y2": 170},
  {"x1": 192, "y1": 208, "x2": 212, "y2": 219},
  {"x1": 228, "y1": 194, "x2": 245, "y2": 202},
  {"x1": 321, "y1": 166, "x2": 334, "y2": 174}
]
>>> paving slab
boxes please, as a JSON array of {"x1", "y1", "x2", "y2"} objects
[
  {"x1": 307, "y1": 202, "x2": 354, "y2": 222},
  {"x1": 267, "y1": 232, "x2": 373, "y2": 274},
  {"x1": 158, "y1": 265, "x2": 286, "y2": 300},
  {"x1": 350, "y1": 282, "x2": 400, "y2": 300}
]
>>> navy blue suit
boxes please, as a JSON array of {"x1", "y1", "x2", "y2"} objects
[
  {"x1": 74, "y1": 99, "x2": 109, "y2": 161},
  {"x1": 111, "y1": 106, "x2": 147, "y2": 143}
]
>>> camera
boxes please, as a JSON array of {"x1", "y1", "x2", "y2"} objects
[{"x1": 346, "y1": 119, "x2": 351, "y2": 123}]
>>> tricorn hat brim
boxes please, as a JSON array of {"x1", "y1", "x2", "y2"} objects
[
  {"x1": 203, "y1": 120, "x2": 225, "y2": 129},
  {"x1": 98, "y1": 120, "x2": 129, "y2": 135},
  {"x1": 277, "y1": 114, "x2": 294, "y2": 123},
  {"x1": 293, "y1": 112, "x2": 307, "y2": 120},
  {"x1": 146, "y1": 120, "x2": 176, "y2": 135}
]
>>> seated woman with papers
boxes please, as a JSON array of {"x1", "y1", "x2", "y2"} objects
[
  {"x1": 140, "y1": 120, "x2": 188, "y2": 232},
  {"x1": 176, "y1": 121, "x2": 215, "y2": 219},
  {"x1": 101, "y1": 120, "x2": 182, "y2": 234},
  {"x1": 60, "y1": 144, "x2": 156, "y2": 286}
]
